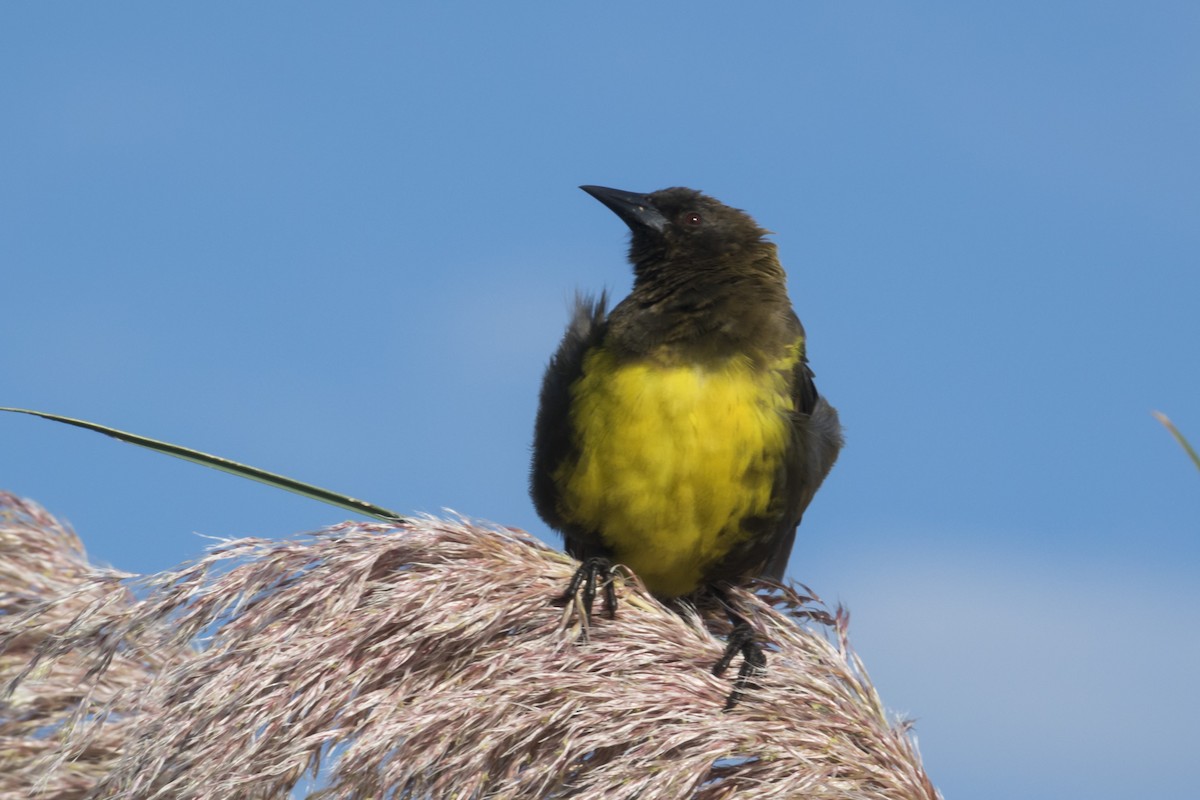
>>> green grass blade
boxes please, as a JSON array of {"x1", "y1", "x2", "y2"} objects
[
  {"x1": 1, "y1": 407, "x2": 406, "y2": 523},
  {"x1": 1153, "y1": 411, "x2": 1200, "y2": 473}
]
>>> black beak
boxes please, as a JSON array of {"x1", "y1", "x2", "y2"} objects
[{"x1": 580, "y1": 185, "x2": 669, "y2": 233}]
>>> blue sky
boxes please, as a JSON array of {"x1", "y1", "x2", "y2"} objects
[{"x1": 3, "y1": 4, "x2": 1198, "y2": 797}]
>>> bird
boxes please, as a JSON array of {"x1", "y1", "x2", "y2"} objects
[{"x1": 530, "y1": 185, "x2": 842, "y2": 705}]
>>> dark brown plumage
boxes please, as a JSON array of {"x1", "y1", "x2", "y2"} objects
[{"x1": 531, "y1": 186, "x2": 842, "y2": 706}]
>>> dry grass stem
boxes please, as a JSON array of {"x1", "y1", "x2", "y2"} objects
[{"x1": 1, "y1": 492, "x2": 939, "y2": 799}]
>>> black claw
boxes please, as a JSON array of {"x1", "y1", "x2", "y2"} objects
[
  {"x1": 709, "y1": 589, "x2": 769, "y2": 710},
  {"x1": 602, "y1": 569, "x2": 618, "y2": 618},
  {"x1": 715, "y1": 621, "x2": 767, "y2": 710},
  {"x1": 559, "y1": 556, "x2": 617, "y2": 623}
]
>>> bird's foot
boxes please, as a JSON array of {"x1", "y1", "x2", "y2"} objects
[
  {"x1": 557, "y1": 557, "x2": 618, "y2": 636},
  {"x1": 713, "y1": 620, "x2": 767, "y2": 711}
]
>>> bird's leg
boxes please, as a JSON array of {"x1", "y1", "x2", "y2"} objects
[
  {"x1": 559, "y1": 556, "x2": 618, "y2": 624},
  {"x1": 710, "y1": 589, "x2": 768, "y2": 711},
  {"x1": 714, "y1": 618, "x2": 767, "y2": 710}
]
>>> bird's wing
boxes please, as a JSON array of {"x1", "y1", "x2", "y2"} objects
[
  {"x1": 761, "y1": 357, "x2": 843, "y2": 582},
  {"x1": 529, "y1": 293, "x2": 609, "y2": 538}
]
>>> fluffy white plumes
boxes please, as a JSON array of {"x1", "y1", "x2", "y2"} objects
[{"x1": 1, "y1": 492, "x2": 939, "y2": 800}]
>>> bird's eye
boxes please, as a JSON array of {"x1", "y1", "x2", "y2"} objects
[{"x1": 684, "y1": 212, "x2": 703, "y2": 226}]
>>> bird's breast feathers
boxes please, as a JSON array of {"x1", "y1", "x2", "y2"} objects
[{"x1": 553, "y1": 343, "x2": 800, "y2": 596}]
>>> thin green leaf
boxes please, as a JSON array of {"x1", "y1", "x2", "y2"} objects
[
  {"x1": 0, "y1": 407, "x2": 406, "y2": 523},
  {"x1": 1153, "y1": 411, "x2": 1200, "y2": 473}
]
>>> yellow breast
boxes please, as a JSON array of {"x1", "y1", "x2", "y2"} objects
[{"x1": 554, "y1": 346, "x2": 796, "y2": 597}]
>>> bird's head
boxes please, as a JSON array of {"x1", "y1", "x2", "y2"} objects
[{"x1": 580, "y1": 185, "x2": 774, "y2": 280}]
